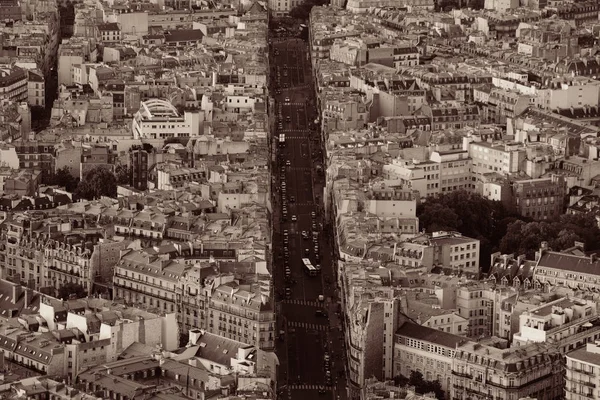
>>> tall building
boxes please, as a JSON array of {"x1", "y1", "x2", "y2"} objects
[
  {"x1": 1, "y1": 213, "x2": 126, "y2": 294},
  {"x1": 566, "y1": 341, "x2": 600, "y2": 400},
  {"x1": 129, "y1": 146, "x2": 149, "y2": 191},
  {"x1": 452, "y1": 341, "x2": 563, "y2": 400},
  {"x1": 113, "y1": 248, "x2": 275, "y2": 350},
  {"x1": 344, "y1": 285, "x2": 401, "y2": 395}
]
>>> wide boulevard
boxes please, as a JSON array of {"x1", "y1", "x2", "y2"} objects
[{"x1": 270, "y1": 35, "x2": 348, "y2": 400}]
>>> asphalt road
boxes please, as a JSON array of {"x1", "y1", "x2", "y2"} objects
[{"x1": 270, "y1": 37, "x2": 348, "y2": 400}]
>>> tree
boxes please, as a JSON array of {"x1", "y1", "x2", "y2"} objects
[
  {"x1": 57, "y1": 282, "x2": 87, "y2": 300},
  {"x1": 409, "y1": 371, "x2": 426, "y2": 388},
  {"x1": 289, "y1": 0, "x2": 328, "y2": 21},
  {"x1": 114, "y1": 164, "x2": 130, "y2": 185},
  {"x1": 394, "y1": 371, "x2": 446, "y2": 400},
  {"x1": 52, "y1": 166, "x2": 79, "y2": 192},
  {"x1": 417, "y1": 190, "x2": 514, "y2": 271},
  {"x1": 499, "y1": 213, "x2": 600, "y2": 259},
  {"x1": 75, "y1": 166, "x2": 117, "y2": 200}
]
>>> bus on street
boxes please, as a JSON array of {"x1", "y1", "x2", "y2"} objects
[{"x1": 302, "y1": 258, "x2": 317, "y2": 276}]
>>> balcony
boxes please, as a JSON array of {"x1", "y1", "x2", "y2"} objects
[
  {"x1": 452, "y1": 371, "x2": 472, "y2": 379},
  {"x1": 567, "y1": 376, "x2": 596, "y2": 388},
  {"x1": 573, "y1": 368, "x2": 595, "y2": 376}
]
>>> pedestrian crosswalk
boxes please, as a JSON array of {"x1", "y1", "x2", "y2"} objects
[
  {"x1": 285, "y1": 136, "x2": 311, "y2": 140},
  {"x1": 289, "y1": 385, "x2": 332, "y2": 390},
  {"x1": 282, "y1": 299, "x2": 321, "y2": 307},
  {"x1": 287, "y1": 320, "x2": 328, "y2": 331},
  {"x1": 282, "y1": 102, "x2": 306, "y2": 107}
]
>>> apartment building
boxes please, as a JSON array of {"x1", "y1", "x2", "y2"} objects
[
  {"x1": 129, "y1": 146, "x2": 149, "y2": 191},
  {"x1": 395, "y1": 231, "x2": 481, "y2": 275},
  {"x1": 456, "y1": 284, "x2": 494, "y2": 338},
  {"x1": 565, "y1": 341, "x2": 600, "y2": 400},
  {"x1": 113, "y1": 248, "x2": 275, "y2": 349},
  {"x1": 401, "y1": 290, "x2": 468, "y2": 336},
  {"x1": 27, "y1": 70, "x2": 45, "y2": 107},
  {"x1": 321, "y1": 92, "x2": 369, "y2": 135},
  {"x1": 383, "y1": 159, "x2": 440, "y2": 198},
  {"x1": 97, "y1": 23, "x2": 121, "y2": 43},
  {"x1": 113, "y1": 249, "x2": 193, "y2": 320},
  {"x1": 533, "y1": 244, "x2": 600, "y2": 292},
  {"x1": 37, "y1": 297, "x2": 178, "y2": 378},
  {"x1": 467, "y1": 140, "x2": 526, "y2": 183},
  {"x1": 513, "y1": 297, "x2": 597, "y2": 346},
  {"x1": 513, "y1": 175, "x2": 566, "y2": 220},
  {"x1": 45, "y1": 234, "x2": 125, "y2": 294},
  {"x1": 430, "y1": 150, "x2": 473, "y2": 194},
  {"x1": 394, "y1": 321, "x2": 464, "y2": 394},
  {"x1": 0, "y1": 327, "x2": 66, "y2": 376},
  {"x1": 1, "y1": 214, "x2": 125, "y2": 293},
  {"x1": 420, "y1": 104, "x2": 480, "y2": 131},
  {"x1": 206, "y1": 279, "x2": 276, "y2": 351},
  {"x1": 13, "y1": 140, "x2": 55, "y2": 184},
  {"x1": 0, "y1": 66, "x2": 28, "y2": 104},
  {"x1": 452, "y1": 341, "x2": 563, "y2": 400}
]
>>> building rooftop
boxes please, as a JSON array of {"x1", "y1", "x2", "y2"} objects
[{"x1": 396, "y1": 320, "x2": 465, "y2": 349}]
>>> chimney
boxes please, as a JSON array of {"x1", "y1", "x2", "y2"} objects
[
  {"x1": 12, "y1": 284, "x2": 22, "y2": 304},
  {"x1": 24, "y1": 289, "x2": 32, "y2": 309},
  {"x1": 574, "y1": 241, "x2": 585, "y2": 251},
  {"x1": 591, "y1": 254, "x2": 597, "y2": 263}
]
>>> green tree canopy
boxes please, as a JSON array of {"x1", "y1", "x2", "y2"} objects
[
  {"x1": 52, "y1": 166, "x2": 79, "y2": 192},
  {"x1": 289, "y1": 0, "x2": 328, "y2": 20},
  {"x1": 114, "y1": 164, "x2": 130, "y2": 185},
  {"x1": 391, "y1": 371, "x2": 445, "y2": 399},
  {"x1": 57, "y1": 282, "x2": 87, "y2": 300},
  {"x1": 75, "y1": 166, "x2": 117, "y2": 200},
  {"x1": 499, "y1": 213, "x2": 600, "y2": 259},
  {"x1": 417, "y1": 190, "x2": 512, "y2": 271}
]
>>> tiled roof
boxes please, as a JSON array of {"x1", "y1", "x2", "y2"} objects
[
  {"x1": 537, "y1": 251, "x2": 600, "y2": 275},
  {"x1": 396, "y1": 320, "x2": 465, "y2": 348}
]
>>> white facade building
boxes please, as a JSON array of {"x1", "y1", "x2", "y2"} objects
[{"x1": 132, "y1": 99, "x2": 203, "y2": 140}]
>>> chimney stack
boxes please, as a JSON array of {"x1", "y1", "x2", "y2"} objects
[
  {"x1": 24, "y1": 289, "x2": 32, "y2": 309},
  {"x1": 12, "y1": 284, "x2": 22, "y2": 305}
]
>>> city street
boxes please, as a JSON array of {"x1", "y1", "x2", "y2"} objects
[{"x1": 270, "y1": 37, "x2": 348, "y2": 400}]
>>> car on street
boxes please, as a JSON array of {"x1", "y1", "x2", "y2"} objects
[
  {"x1": 315, "y1": 309, "x2": 328, "y2": 317},
  {"x1": 290, "y1": 196, "x2": 295, "y2": 203},
  {"x1": 285, "y1": 288, "x2": 291, "y2": 298},
  {"x1": 286, "y1": 160, "x2": 291, "y2": 166},
  {"x1": 318, "y1": 295, "x2": 325, "y2": 302},
  {"x1": 285, "y1": 97, "x2": 290, "y2": 102},
  {"x1": 291, "y1": 215, "x2": 297, "y2": 221}
]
